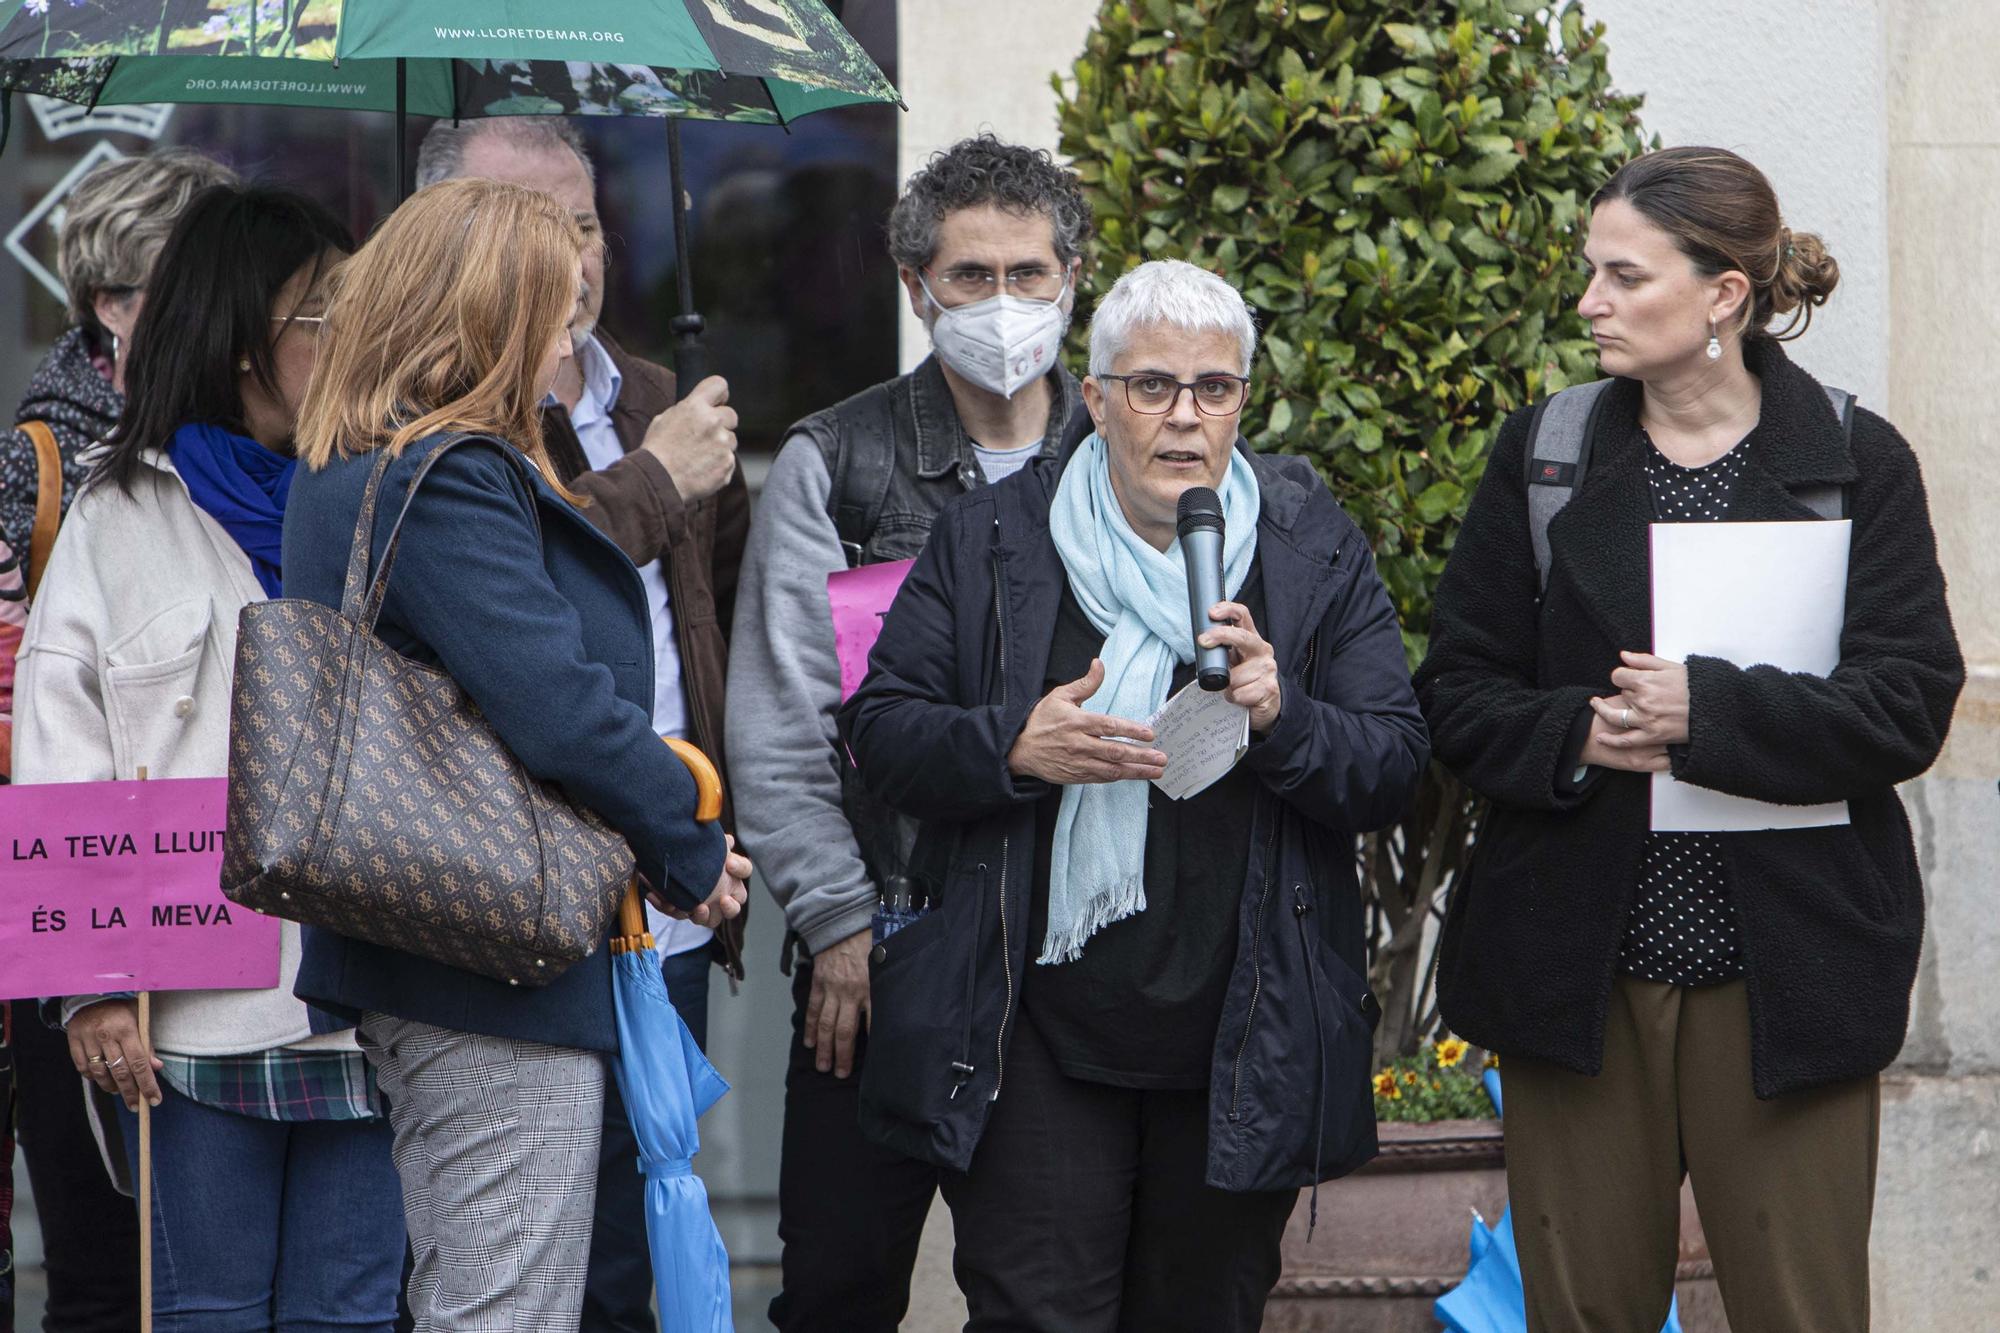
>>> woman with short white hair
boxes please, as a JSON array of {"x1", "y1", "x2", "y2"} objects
[{"x1": 841, "y1": 259, "x2": 1428, "y2": 1331}]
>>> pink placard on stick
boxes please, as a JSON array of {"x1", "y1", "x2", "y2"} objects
[
  {"x1": 829, "y1": 558, "x2": 915, "y2": 702},
  {"x1": 0, "y1": 778, "x2": 280, "y2": 1000}
]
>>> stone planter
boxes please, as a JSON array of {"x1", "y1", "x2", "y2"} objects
[{"x1": 1263, "y1": 1119, "x2": 1730, "y2": 1331}]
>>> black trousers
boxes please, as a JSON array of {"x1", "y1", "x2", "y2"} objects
[
  {"x1": 769, "y1": 964, "x2": 940, "y2": 1333},
  {"x1": 12, "y1": 1014, "x2": 143, "y2": 1333},
  {"x1": 940, "y1": 1015, "x2": 1297, "y2": 1333}
]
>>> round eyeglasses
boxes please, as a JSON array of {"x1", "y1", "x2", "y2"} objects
[
  {"x1": 1098, "y1": 373, "x2": 1250, "y2": 417},
  {"x1": 921, "y1": 265, "x2": 1068, "y2": 304}
]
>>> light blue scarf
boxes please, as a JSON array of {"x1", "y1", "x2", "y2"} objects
[{"x1": 1042, "y1": 434, "x2": 1260, "y2": 964}]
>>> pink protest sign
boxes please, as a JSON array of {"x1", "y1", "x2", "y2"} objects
[
  {"x1": 829, "y1": 559, "x2": 915, "y2": 702},
  {"x1": 0, "y1": 778, "x2": 280, "y2": 1000}
]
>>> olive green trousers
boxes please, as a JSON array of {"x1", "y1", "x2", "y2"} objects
[{"x1": 1502, "y1": 978, "x2": 1879, "y2": 1332}]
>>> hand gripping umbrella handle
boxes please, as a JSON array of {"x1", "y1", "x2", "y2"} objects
[{"x1": 618, "y1": 739, "x2": 727, "y2": 944}]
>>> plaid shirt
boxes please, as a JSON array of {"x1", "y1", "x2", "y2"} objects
[{"x1": 157, "y1": 1047, "x2": 380, "y2": 1122}]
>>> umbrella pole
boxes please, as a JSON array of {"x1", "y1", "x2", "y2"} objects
[
  {"x1": 395, "y1": 58, "x2": 408, "y2": 202},
  {"x1": 666, "y1": 118, "x2": 706, "y2": 402}
]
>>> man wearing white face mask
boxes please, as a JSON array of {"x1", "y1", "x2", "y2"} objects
[{"x1": 727, "y1": 134, "x2": 1089, "y2": 1331}]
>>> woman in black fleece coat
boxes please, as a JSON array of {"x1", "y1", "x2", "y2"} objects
[{"x1": 1415, "y1": 148, "x2": 1963, "y2": 1332}]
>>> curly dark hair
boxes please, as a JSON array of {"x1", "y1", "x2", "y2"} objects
[{"x1": 886, "y1": 133, "x2": 1092, "y2": 271}]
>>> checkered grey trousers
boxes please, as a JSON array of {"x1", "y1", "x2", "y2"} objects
[{"x1": 359, "y1": 1015, "x2": 606, "y2": 1332}]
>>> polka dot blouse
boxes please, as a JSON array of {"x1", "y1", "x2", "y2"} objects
[{"x1": 1617, "y1": 434, "x2": 1748, "y2": 987}]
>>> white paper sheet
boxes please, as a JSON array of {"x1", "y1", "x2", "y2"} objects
[
  {"x1": 1650, "y1": 520, "x2": 1852, "y2": 832},
  {"x1": 1146, "y1": 680, "x2": 1251, "y2": 801}
]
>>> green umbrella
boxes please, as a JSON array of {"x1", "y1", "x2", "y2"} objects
[
  {"x1": 0, "y1": 0, "x2": 895, "y2": 93},
  {"x1": 2, "y1": 51, "x2": 892, "y2": 123},
  {"x1": 0, "y1": 0, "x2": 901, "y2": 391}
]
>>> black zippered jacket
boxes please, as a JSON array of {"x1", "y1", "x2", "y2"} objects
[
  {"x1": 837, "y1": 436, "x2": 1428, "y2": 1190},
  {"x1": 1415, "y1": 339, "x2": 1964, "y2": 1097}
]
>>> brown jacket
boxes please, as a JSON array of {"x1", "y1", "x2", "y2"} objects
[{"x1": 541, "y1": 332, "x2": 750, "y2": 979}]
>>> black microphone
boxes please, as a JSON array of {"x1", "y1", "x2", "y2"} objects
[{"x1": 1177, "y1": 487, "x2": 1231, "y2": 692}]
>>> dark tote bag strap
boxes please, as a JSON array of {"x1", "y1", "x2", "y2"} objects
[
  {"x1": 338, "y1": 446, "x2": 401, "y2": 621},
  {"x1": 356, "y1": 435, "x2": 545, "y2": 630}
]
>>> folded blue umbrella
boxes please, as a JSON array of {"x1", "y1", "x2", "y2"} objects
[
  {"x1": 612, "y1": 938, "x2": 733, "y2": 1333},
  {"x1": 1433, "y1": 1069, "x2": 1681, "y2": 1333},
  {"x1": 609, "y1": 736, "x2": 734, "y2": 1332}
]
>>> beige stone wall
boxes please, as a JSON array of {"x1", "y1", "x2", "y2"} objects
[
  {"x1": 1879, "y1": 4, "x2": 2000, "y2": 1326},
  {"x1": 894, "y1": 0, "x2": 1101, "y2": 371},
  {"x1": 1889, "y1": 0, "x2": 2000, "y2": 768},
  {"x1": 1592, "y1": 0, "x2": 1892, "y2": 403}
]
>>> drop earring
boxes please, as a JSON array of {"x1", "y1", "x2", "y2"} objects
[
  {"x1": 1706, "y1": 322, "x2": 1722, "y2": 361},
  {"x1": 238, "y1": 357, "x2": 252, "y2": 373}
]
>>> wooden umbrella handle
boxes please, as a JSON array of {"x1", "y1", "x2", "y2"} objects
[
  {"x1": 663, "y1": 737, "x2": 724, "y2": 824},
  {"x1": 619, "y1": 739, "x2": 728, "y2": 943}
]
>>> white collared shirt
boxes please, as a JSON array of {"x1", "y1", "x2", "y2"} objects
[{"x1": 564, "y1": 335, "x2": 710, "y2": 957}]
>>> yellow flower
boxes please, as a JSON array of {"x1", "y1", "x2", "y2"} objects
[
  {"x1": 1485, "y1": 1052, "x2": 1501, "y2": 1070},
  {"x1": 1436, "y1": 1037, "x2": 1470, "y2": 1069},
  {"x1": 1401, "y1": 1070, "x2": 1420, "y2": 1086},
  {"x1": 1431, "y1": 1080, "x2": 1443, "y2": 1091},
  {"x1": 1373, "y1": 1071, "x2": 1400, "y2": 1099}
]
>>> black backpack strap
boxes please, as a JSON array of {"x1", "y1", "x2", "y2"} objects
[
  {"x1": 833, "y1": 417, "x2": 895, "y2": 569},
  {"x1": 1524, "y1": 378, "x2": 1615, "y2": 596},
  {"x1": 1790, "y1": 385, "x2": 1855, "y2": 520},
  {"x1": 794, "y1": 383, "x2": 899, "y2": 570},
  {"x1": 1822, "y1": 383, "x2": 1856, "y2": 438}
]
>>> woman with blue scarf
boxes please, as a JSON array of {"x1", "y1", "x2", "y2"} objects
[
  {"x1": 840, "y1": 260, "x2": 1429, "y2": 1332},
  {"x1": 13, "y1": 184, "x2": 408, "y2": 1331}
]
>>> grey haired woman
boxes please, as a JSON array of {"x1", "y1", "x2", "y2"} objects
[
  {"x1": 1, "y1": 146, "x2": 236, "y2": 583},
  {"x1": 841, "y1": 260, "x2": 1427, "y2": 1332}
]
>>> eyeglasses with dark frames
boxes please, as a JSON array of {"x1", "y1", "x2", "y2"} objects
[{"x1": 1098, "y1": 373, "x2": 1250, "y2": 417}]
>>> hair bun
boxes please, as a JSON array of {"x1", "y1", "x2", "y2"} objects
[{"x1": 1770, "y1": 227, "x2": 1840, "y2": 318}]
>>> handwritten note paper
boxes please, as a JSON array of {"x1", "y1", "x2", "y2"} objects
[
  {"x1": 0, "y1": 778, "x2": 280, "y2": 1000},
  {"x1": 1147, "y1": 681, "x2": 1251, "y2": 801}
]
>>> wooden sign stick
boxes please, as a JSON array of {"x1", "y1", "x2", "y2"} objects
[
  {"x1": 135, "y1": 764, "x2": 153, "y2": 1333},
  {"x1": 137, "y1": 989, "x2": 152, "y2": 1333}
]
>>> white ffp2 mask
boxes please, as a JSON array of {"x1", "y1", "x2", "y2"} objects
[{"x1": 922, "y1": 276, "x2": 1070, "y2": 399}]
